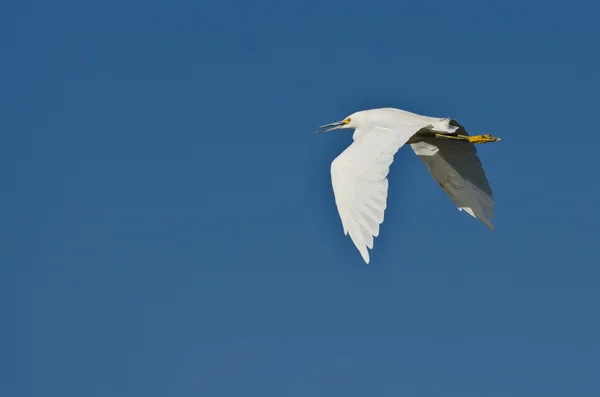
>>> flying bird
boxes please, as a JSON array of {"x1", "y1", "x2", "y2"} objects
[{"x1": 317, "y1": 107, "x2": 500, "y2": 264}]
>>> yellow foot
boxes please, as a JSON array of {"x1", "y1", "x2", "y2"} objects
[{"x1": 467, "y1": 134, "x2": 502, "y2": 144}]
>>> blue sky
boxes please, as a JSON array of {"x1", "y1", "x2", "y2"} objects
[{"x1": 3, "y1": 0, "x2": 600, "y2": 396}]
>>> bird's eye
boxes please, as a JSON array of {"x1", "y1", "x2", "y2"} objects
[{"x1": 345, "y1": 118, "x2": 351, "y2": 123}]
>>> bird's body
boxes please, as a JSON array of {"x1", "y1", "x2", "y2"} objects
[{"x1": 317, "y1": 107, "x2": 500, "y2": 264}]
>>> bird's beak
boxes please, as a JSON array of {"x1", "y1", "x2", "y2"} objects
[{"x1": 316, "y1": 120, "x2": 347, "y2": 133}]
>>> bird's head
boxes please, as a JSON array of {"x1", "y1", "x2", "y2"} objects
[{"x1": 316, "y1": 112, "x2": 361, "y2": 133}]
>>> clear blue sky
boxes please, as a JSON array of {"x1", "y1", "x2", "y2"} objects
[{"x1": 3, "y1": 1, "x2": 600, "y2": 396}]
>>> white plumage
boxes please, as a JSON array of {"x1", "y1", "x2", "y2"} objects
[{"x1": 317, "y1": 107, "x2": 500, "y2": 264}]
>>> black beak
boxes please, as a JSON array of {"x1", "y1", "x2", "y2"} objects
[{"x1": 316, "y1": 121, "x2": 344, "y2": 134}]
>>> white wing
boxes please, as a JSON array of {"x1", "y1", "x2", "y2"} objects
[
  {"x1": 330, "y1": 123, "x2": 427, "y2": 263},
  {"x1": 411, "y1": 138, "x2": 495, "y2": 230}
]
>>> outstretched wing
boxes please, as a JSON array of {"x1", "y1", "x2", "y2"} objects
[
  {"x1": 330, "y1": 123, "x2": 427, "y2": 263},
  {"x1": 410, "y1": 138, "x2": 495, "y2": 230}
]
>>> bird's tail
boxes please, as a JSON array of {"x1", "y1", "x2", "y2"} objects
[{"x1": 431, "y1": 118, "x2": 461, "y2": 135}]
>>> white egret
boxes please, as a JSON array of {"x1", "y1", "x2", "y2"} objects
[{"x1": 317, "y1": 107, "x2": 500, "y2": 264}]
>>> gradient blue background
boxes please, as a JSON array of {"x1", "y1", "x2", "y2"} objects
[{"x1": 3, "y1": 1, "x2": 600, "y2": 396}]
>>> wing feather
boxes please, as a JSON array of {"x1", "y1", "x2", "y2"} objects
[
  {"x1": 410, "y1": 138, "x2": 495, "y2": 230},
  {"x1": 330, "y1": 124, "x2": 426, "y2": 263}
]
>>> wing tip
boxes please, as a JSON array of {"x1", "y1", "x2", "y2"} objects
[
  {"x1": 361, "y1": 249, "x2": 370, "y2": 264},
  {"x1": 459, "y1": 207, "x2": 495, "y2": 231}
]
